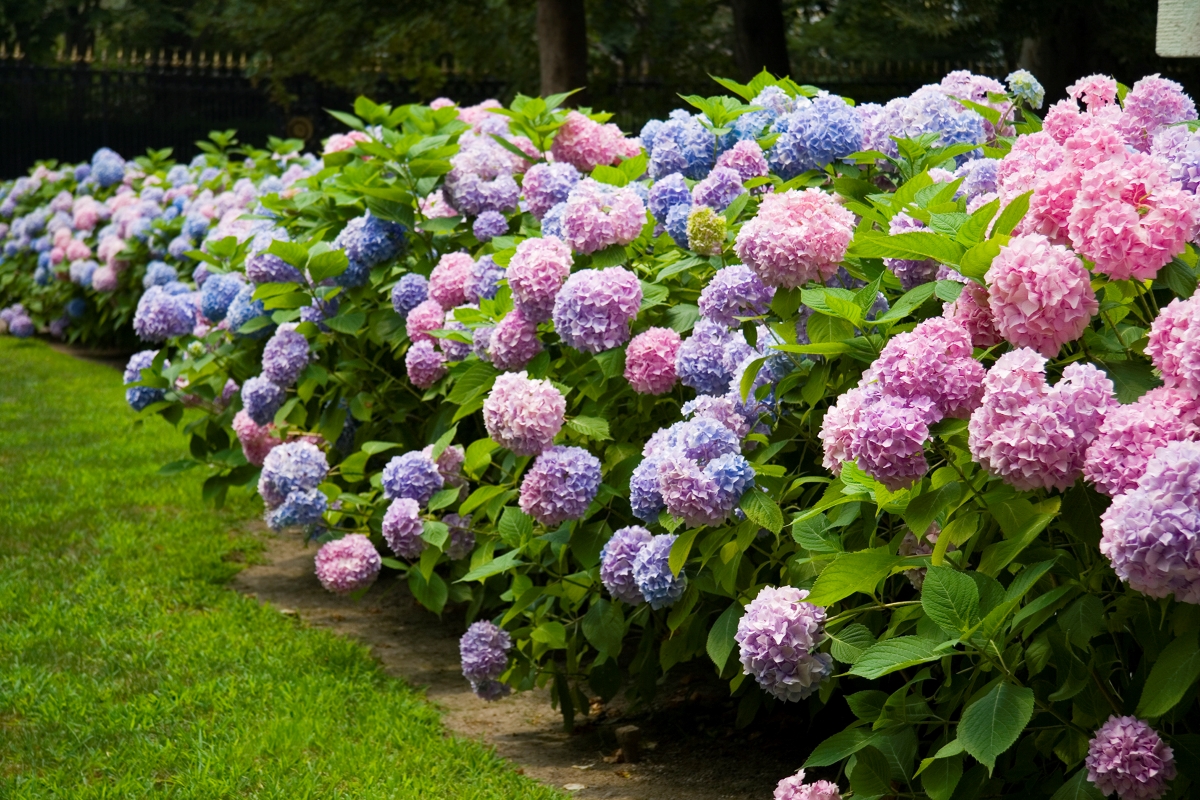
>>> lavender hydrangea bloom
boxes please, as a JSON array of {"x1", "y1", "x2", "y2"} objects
[
  {"x1": 133, "y1": 285, "x2": 195, "y2": 343},
  {"x1": 508, "y1": 237, "x2": 572, "y2": 323},
  {"x1": 199, "y1": 272, "x2": 243, "y2": 322},
  {"x1": 446, "y1": 170, "x2": 520, "y2": 217},
  {"x1": 522, "y1": 162, "x2": 581, "y2": 220},
  {"x1": 261, "y1": 324, "x2": 309, "y2": 386},
  {"x1": 391, "y1": 273, "x2": 429, "y2": 318},
  {"x1": 335, "y1": 212, "x2": 407, "y2": 267},
  {"x1": 699, "y1": 264, "x2": 775, "y2": 329},
  {"x1": 383, "y1": 497, "x2": 426, "y2": 559},
  {"x1": 631, "y1": 533, "x2": 686, "y2": 609},
  {"x1": 648, "y1": 173, "x2": 692, "y2": 222},
  {"x1": 541, "y1": 201, "x2": 567, "y2": 239},
  {"x1": 460, "y1": 621, "x2": 512, "y2": 700},
  {"x1": 258, "y1": 441, "x2": 328, "y2": 508},
  {"x1": 471, "y1": 210, "x2": 508, "y2": 243},
  {"x1": 123, "y1": 350, "x2": 165, "y2": 411},
  {"x1": 692, "y1": 167, "x2": 745, "y2": 212},
  {"x1": 300, "y1": 296, "x2": 339, "y2": 331},
  {"x1": 382, "y1": 450, "x2": 444, "y2": 506},
  {"x1": 489, "y1": 308, "x2": 543, "y2": 371},
  {"x1": 314, "y1": 534, "x2": 381, "y2": 594},
  {"x1": 519, "y1": 445, "x2": 601, "y2": 527},
  {"x1": 143, "y1": 261, "x2": 178, "y2": 288},
  {"x1": 664, "y1": 203, "x2": 691, "y2": 248},
  {"x1": 648, "y1": 111, "x2": 715, "y2": 180},
  {"x1": 1101, "y1": 440, "x2": 1200, "y2": 604},
  {"x1": 677, "y1": 319, "x2": 745, "y2": 394},
  {"x1": 552, "y1": 267, "x2": 642, "y2": 353},
  {"x1": 266, "y1": 488, "x2": 328, "y2": 530},
  {"x1": 629, "y1": 457, "x2": 667, "y2": 522},
  {"x1": 736, "y1": 586, "x2": 833, "y2": 702},
  {"x1": 955, "y1": 159, "x2": 999, "y2": 202},
  {"x1": 242, "y1": 376, "x2": 287, "y2": 426},
  {"x1": 225, "y1": 285, "x2": 272, "y2": 339},
  {"x1": 1086, "y1": 716, "x2": 1176, "y2": 800},
  {"x1": 600, "y1": 526, "x2": 654, "y2": 604},
  {"x1": 245, "y1": 249, "x2": 304, "y2": 285},
  {"x1": 470, "y1": 255, "x2": 504, "y2": 301}
]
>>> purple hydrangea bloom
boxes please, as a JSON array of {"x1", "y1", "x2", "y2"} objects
[
  {"x1": 1086, "y1": 716, "x2": 1176, "y2": 800},
  {"x1": 519, "y1": 445, "x2": 602, "y2": 527},
  {"x1": 1101, "y1": 440, "x2": 1200, "y2": 604},
  {"x1": 261, "y1": 324, "x2": 309, "y2": 387},
  {"x1": 245, "y1": 250, "x2": 304, "y2": 285},
  {"x1": 143, "y1": 261, "x2": 178, "y2": 288},
  {"x1": 123, "y1": 350, "x2": 165, "y2": 411},
  {"x1": 676, "y1": 319, "x2": 747, "y2": 394},
  {"x1": 600, "y1": 526, "x2": 654, "y2": 604},
  {"x1": 168, "y1": 235, "x2": 194, "y2": 260},
  {"x1": 706, "y1": 451, "x2": 756, "y2": 510},
  {"x1": 472, "y1": 210, "x2": 508, "y2": 242},
  {"x1": 446, "y1": 170, "x2": 520, "y2": 217},
  {"x1": 699, "y1": 264, "x2": 775, "y2": 328},
  {"x1": 199, "y1": 272, "x2": 243, "y2": 322},
  {"x1": 629, "y1": 456, "x2": 667, "y2": 522},
  {"x1": 383, "y1": 497, "x2": 426, "y2": 559},
  {"x1": 266, "y1": 488, "x2": 328, "y2": 531},
  {"x1": 489, "y1": 308, "x2": 543, "y2": 371},
  {"x1": 225, "y1": 285, "x2": 272, "y2": 339},
  {"x1": 560, "y1": 179, "x2": 647, "y2": 254},
  {"x1": 735, "y1": 585, "x2": 833, "y2": 702},
  {"x1": 382, "y1": 450, "x2": 444, "y2": 506},
  {"x1": 692, "y1": 166, "x2": 745, "y2": 212},
  {"x1": 242, "y1": 376, "x2": 287, "y2": 426},
  {"x1": 314, "y1": 534, "x2": 381, "y2": 594},
  {"x1": 335, "y1": 212, "x2": 407, "y2": 267},
  {"x1": 258, "y1": 441, "x2": 329, "y2": 508},
  {"x1": 522, "y1": 161, "x2": 581, "y2": 220},
  {"x1": 391, "y1": 273, "x2": 429, "y2": 318},
  {"x1": 955, "y1": 158, "x2": 999, "y2": 202},
  {"x1": 540, "y1": 201, "x2": 567, "y2": 239},
  {"x1": 460, "y1": 621, "x2": 512, "y2": 701},
  {"x1": 768, "y1": 94, "x2": 863, "y2": 179},
  {"x1": 631, "y1": 533, "x2": 686, "y2": 609},
  {"x1": 472, "y1": 325, "x2": 494, "y2": 362},
  {"x1": 8, "y1": 314, "x2": 35, "y2": 338},
  {"x1": 300, "y1": 296, "x2": 339, "y2": 331},
  {"x1": 406, "y1": 339, "x2": 447, "y2": 388},
  {"x1": 552, "y1": 267, "x2": 642, "y2": 353},
  {"x1": 441, "y1": 308, "x2": 473, "y2": 361},
  {"x1": 133, "y1": 285, "x2": 195, "y2": 343},
  {"x1": 483, "y1": 371, "x2": 566, "y2": 456},
  {"x1": 648, "y1": 173, "x2": 692, "y2": 223}
]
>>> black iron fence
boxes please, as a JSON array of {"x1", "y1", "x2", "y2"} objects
[{"x1": 0, "y1": 44, "x2": 1015, "y2": 179}]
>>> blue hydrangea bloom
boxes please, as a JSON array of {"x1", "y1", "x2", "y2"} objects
[
  {"x1": 648, "y1": 173, "x2": 692, "y2": 223},
  {"x1": 242, "y1": 376, "x2": 286, "y2": 426},
  {"x1": 381, "y1": 451, "x2": 444, "y2": 506},
  {"x1": 391, "y1": 273, "x2": 429, "y2": 318},
  {"x1": 161, "y1": 281, "x2": 192, "y2": 296},
  {"x1": 200, "y1": 272, "x2": 243, "y2": 322},
  {"x1": 335, "y1": 258, "x2": 371, "y2": 288},
  {"x1": 168, "y1": 235, "x2": 193, "y2": 260},
  {"x1": 225, "y1": 285, "x2": 272, "y2": 339},
  {"x1": 166, "y1": 165, "x2": 190, "y2": 187},
  {"x1": 34, "y1": 265, "x2": 51, "y2": 286},
  {"x1": 1006, "y1": 69, "x2": 1045, "y2": 109},
  {"x1": 300, "y1": 296, "x2": 339, "y2": 331},
  {"x1": 335, "y1": 212, "x2": 407, "y2": 267},
  {"x1": 629, "y1": 457, "x2": 667, "y2": 522},
  {"x1": 74, "y1": 163, "x2": 92, "y2": 182},
  {"x1": 541, "y1": 202, "x2": 567, "y2": 240},
  {"x1": 65, "y1": 297, "x2": 87, "y2": 319},
  {"x1": 267, "y1": 488, "x2": 328, "y2": 530},
  {"x1": 37, "y1": 251, "x2": 52, "y2": 270},
  {"x1": 473, "y1": 255, "x2": 505, "y2": 301},
  {"x1": 133, "y1": 285, "x2": 194, "y2": 342},
  {"x1": 473, "y1": 211, "x2": 508, "y2": 242},
  {"x1": 258, "y1": 441, "x2": 329, "y2": 506},
  {"x1": 123, "y1": 350, "x2": 165, "y2": 411},
  {"x1": 143, "y1": 261, "x2": 178, "y2": 288},
  {"x1": 259, "y1": 176, "x2": 284, "y2": 194},
  {"x1": 92, "y1": 154, "x2": 125, "y2": 188},
  {"x1": 768, "y1": 93, "x2": 863, "y2": 179},
  {"x1": 692, "y1": 167, "x2": 745, "y2": 212},
  {"x1": 182, "y1": 213, "x2": 210, "y2": 241},
  {"x1": 677, "y1": 319, "x2": 746, "y2": 394},
  {"x1": 261, "y1": 324, "x2": 309, "y2": 387},
  {"x1": 632, "y1": 534, "x2": 686, "y2": 609},
  {"x1": 955, "y1": 158, "x2": 999, "y2": 201},
  {"x1": 705, "y1": 452, "x2": 756, "y2": 510},
  {"x1": 648, "y1": 111, "x2": 716, "y2": 180},
  {"x1": 665, "y1": 203, "x2": 690, "y2": 248}
]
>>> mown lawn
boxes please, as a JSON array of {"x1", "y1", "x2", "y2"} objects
[{"x1": 0, "y1": 338, "x2": 559, "y2": 800}]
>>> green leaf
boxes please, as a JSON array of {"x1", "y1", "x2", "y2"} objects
[
  {"x1": 1136, "y1": 633, "x2": 1200, "y2": 718},
  {"x1": 459, "y1": 485, "x2": 510, "y2": 516},
  {"x1": 408, "y1": 570, "x2": 448, "y2": 614},
  {"x1": 361, "y1": 440, "x2": 400, "y2": 455},
  {"x1": 668, "y1": 527, "x2": 701, "y2": 576},
  {"x1": 446, "y1": 360, "x2": 498, "y2": 405},
  {"x1": 921, "y1": 753, "x2": 963, "y2": 800},
  {"x1": 498, "y1": 507, "x2": 534, "y2": 547},
  {"x1": 266, "y1": 240, "x2": 311, "y2": 268},
  {"x1": 875, "y1": 282, "x2": 938, "y2": 324},
  {"x1": 1057, "y1": 594, "x2": 1105, "y2": 649},
  {"x1": 566, "y1": 416, "x2": 611, "y2": 440},
  {"x1": 1099, "y1": 359, "x2": 1162, "y2": 404},
  {"x1": 1160, "y1": 256, "x2": 1199, "y2": 299},
  {"x1": 850, "y1": 230, "x2": 966, "y2": 265},
  {"x1": 903, "y1": 482, "x2": 963, "y2": 537},
  {"x1": 427, "y1": 487, "x2": 460, "y2": 512},
  {"x1": 707, "y1": 602, "x2": 744, "y2": 671},
  {"x1": 157, "y1": 459, "x2": 199, "y2": 475},
  {"x1": 1049, "y1": 770, "x2": 1105, "y2": 800},
  {"x1": 591, "y1": 164, "x2": 629, "y2": 186},
  {"x1": 849, "y1": 637, "x2": 943, "y2": 679},
  {"x1": 807, "y1": 547, "x2": 902, "y2": 606},
  {"x1": 922, "y1": 567, "x2": 981, "y2": 636},
  {"x1": 325, "y1": 311, "x2": 366, "y2": 335},
  {"x1": 458, "y1": 549, "x2": 525, "y2": 582},
  {"x1": 582, "y1": 599, "x2": 624, "y2": 659},
  {"x1": 851, "y1": 746, "x2": 893, "y2": 797},
  {"x1": 993, "y1": 190, "x2": 1033, "y2": 237},
  {"x1": 590, "y1": 244, "x2": 629, "y2": 269},
  {"x1": 958, "y1": 682, "x2": 1035, "y2": 773},
  {"x1": 958, "y1": 238, "x2": 1004, "y2": 282},
  {"x1": 829, "y1": 623, "x2": 876, "y2": 664},
  {"x1": 531, "y1": 621, "x2": 568, "y2": 649},
  {"x1": 803, "y1": 728, "x2": 875, "y2": 768},
  {"x1": 739, "y1": 489, "x2": 783, "y2": 534},
  {"x1": 307, "y1": 249, "x2": 349, "y2": 281},
  {"x1": 806, "y1": 312, "x2": 855, "y2": 343}
]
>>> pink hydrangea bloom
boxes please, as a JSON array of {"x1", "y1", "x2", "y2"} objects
[
  {"x1": 625, "y1": 327, "x2": 682, "y2": 394},
  {"x1": 819, "y1": 382, "x2": 878, "y2": 475},
  {"x1": 1120, "y1": 74, "x2": 1197, "y2": 152},
  {"x1": 1084, "y1": 386, "x2": 1200, "y2": 496},
  {"x1": 91, "y1": 265, "x2": 119, "y2": 292},
  {"x1": 489, "y1": 307, "x2": 543, "y2": 371},
  {"x1": 716, "y1": 140, "x2": 770, "y2": 187},
  {"x1": 1067, "y1": 75, "x2": 1119, "y2": 110},
  {"x1": 1043, "y1": 99, "x2": 1086, "y2": 144},
  {"x1": 969, "y1": 349, "x2": 1115, "y2": 491},
  {"x1": 314, "y1": 534, "x2": 380, "y2": 594},
  {"x1": 323, "y1": 130, "x2": 371, "y2": 155},
  {"x1": 457, "y1": 99, "x2": 503, "y2": 128},
  {"x1": 65, "y1": 239, "x2": 91, "y2": 261},
  {"x1": 405, "y1": 298, "x2": 445, "y2": 344},
  {"x1": 1064, "y1": 111, "x2": 1128, "y2": 172},
  {"x1": 986, "y1": 233, "x2": 1098, "y2": 357},
  {"x1": 998, "y1": 131, "x2": 1065, "y2": 203},
  {"x1": 1086, "y1": 716, "x2": 1176, "y2": 800},
  {"x1": 1147, "y1": 291, "x2": 1200, "y2": 394},
  {"x1": 733, "y1": 189, "x2": 855, "y2": 289},
  {"x1": 550, "y1": 111, "x2": 641, "y2": 172},
  {"x1": 1020, "y1": 164, "x2": 1079, "y2": 244},
  {"x1": 775, "y1": 770, "x2": 842, "y2": 800},
  {"x1": 943, "y1": 280, "x2": 1003, "y2": 348},
  {"x1": 428, "y1": 252, "x2": 478, "y2": 309},
  {"x1": 870, "y1": 317, "x2": 984, "y2": 419},
  {"x1": 419, "y1": 189, "x2": 458, "y2": 219},
  {"x1": 482, "y1": 371, "x2": 566, "y2": 456},
  {"x1": 507, "y1": 236, "x2": 573, "y2": 323},
  {"x1": 560, "y1": 178, "x2": 647, "y2": 254},
  {"x1": 1067, "y1": 153, "x2": 1199, "y2": 281},
  {"x1": 429, "y1": 97, "x2": 454, "y2": 110},
  {"x1": 849, "y1": 394, "x2": 939, "y2": 491},
  {"x1": 232, "y1": 409, "x2": 280, "y2": 466}
]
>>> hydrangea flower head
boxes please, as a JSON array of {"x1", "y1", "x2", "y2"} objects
[
  {"x1": 382, "y1": 450, "x2": 444, "y2": 506},
  {"x1": 631, "y1": 533, "x2": 686, "y2": 609},
  {"x1": 508, "y1": 236, "x2": 573, "y2": 323},
  {"x1": 1006, "y1": 69, "x2": 1045, "y2": 109},
  {"x1": 647, "y1": 111, "x2": 715, "y2": 180},
  {"x1": 560, "y1": 179, "x2": 647, "y2": 254},
  {"x1": 521, "y1": 162, "x2": 581, "y2": 220},
  {"x1": 774, "y1": 770, "x2": 842, "y2": 800},
  {"x1": 692, "y1": 166, "x2": 745, "y2": 212},
  {"x1": 472, "y1": 210, "x2": 508, "y2": 242},
  {"x1": 199, "y1": 272, "x2": 243, "y2": 322},
  {"x1": 123, "y1": 350, "x2": 165, "y2": 411},
  {"x1": 314, "y1": 534, "x2": 381, "y2": 594},
  {"x1": 266, "y1": 488, "x2": 328, "y2": 531},
  {"x1": 428, "y1": 252, "x2": 477, "y2": 309},
  {"x1": 986, "y1": 233, "x2": 1098, "y2": 356},
  {"x1": 736, "y1": 586, "x2": 833, "y2": 702},
  {"x1": 232, "y1": 410, "x2": 279, "y2": 466},
  {"x1": 552, "y1": 267, "x2": 642, "y2": 353},
  {"x1": 1085, "y1": 716, "x2": 1176, "y2": 800},
  {"x1": 489, "y1": 308, "x2": 543, "y2": 371},
  {"x1": 1120, "y1": 75, "x2": 1197, "y2": 152},
  {"x1": 262, "y1": 324, "x2": 309, "y2": 387},
  {"x1": 1084, "y1": 387, "x2": 1200, "y2": 497},
  {"x1": 550, "y1": 110, "x2": 641, "y2": 172},
  {"x1": 625, "y1": 327, "x2": 682, "y2": 395},
  {"x1": 716, "y1": 140, "x2": 770, "y2": 187},
  {"x1": 383, "y1": 497, "x2": 425, "y2": 560},
  {"x1": 258, "y1": 441, "x2": 328, "y2": 508},
  {"x1": 734, "y1": 189, "x2": 855, "y2": 288},
  {"x1": 460, "y1": 621, "x2": 512, "y2": 701},
  {"x1": 1147, "y1": 289, "x2": 1200, "y2": 395},
  {"x1": 871, "y1": 316, "x2": 984, "y2": 418},
  {"x1": 676, "y1": 319, "x2": 748, "y2": 395},
  {"x1": 406, "y1": 339, "x2": 447, "y2": 388},
  {"x1": 483, "y1": 371, "x2": 566, "y2": 456},
  {"x1": 648, "y1": 173, "x2": 692, "y2": 223},
  {"x1": 600, "y1": 526, "x2": 654, "y2": 605},
  {"x1": 242, "y1": 376, "x2": 286, "y2": 426},
  {"x1": 226, "y1": 285, "x2": 272, "y2": 339},
  {"x1": 391, "y1": 273, "x2": 429, "y2": 318},
  {"x1": 518, "y1": 445, "x2": 601, "y2": 526},
  {"x1": 699, "y1": 264, "x2": 775, "y2": 329},
  {"x1": 768, "y1": 93, "x2": 863, "y2": 178},
  {"x1": 405, "y1": 299, "x2": 445, "y2": 344},
  {"x1": 686, "y1": 206, "x2": 727, "y2": 256},
  {"x1": 133, "y1": 285, "x2": 195, "y2": 342}
]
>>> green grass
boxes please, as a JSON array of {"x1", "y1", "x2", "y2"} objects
[{"x1": 0, "y1": 339, "x2": 560, "y2": 800}]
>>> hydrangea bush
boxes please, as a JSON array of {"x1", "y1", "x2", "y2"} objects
[{"x1": 12, "y1": 71, "x2": 1200, "y2": 799}]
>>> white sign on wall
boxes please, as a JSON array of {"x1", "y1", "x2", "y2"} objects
[{"x1": 1159, "y1": 0, "x2": 1200, "y2": 57}]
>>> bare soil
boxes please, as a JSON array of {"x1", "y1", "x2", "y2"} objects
[{"x1": 231, "y1": 530, "x2": 820, "y2": 800}]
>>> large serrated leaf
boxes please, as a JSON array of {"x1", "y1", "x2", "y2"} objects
[{"x1": 958, "y1": 682, "x2": 1034, "y2": 773}]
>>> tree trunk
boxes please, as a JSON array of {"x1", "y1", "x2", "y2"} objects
[
  {"x1": 731, "y1": 0, "x2": 791, "y2": 81},
  {"x1": 537, "y1": 0, "x2": 589, "y2": 101}
]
